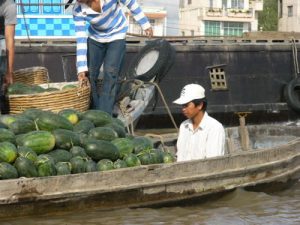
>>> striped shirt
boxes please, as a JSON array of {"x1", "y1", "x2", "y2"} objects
[{"x1": 73, "y1": 0, "x2": 151, "y2": 73}]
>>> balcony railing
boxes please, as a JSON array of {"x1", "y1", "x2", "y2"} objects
[
  {"x1": 227, "y1": 9, "x2": 253, "y2": 18},
  {"x1": 206, "y1": 8, "x2": 223, "y2": 17},
  {"x1": 205, "y1": 8, "x2": 253, "y2": 19}
]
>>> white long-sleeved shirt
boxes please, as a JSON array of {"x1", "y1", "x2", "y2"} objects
[
  {"x1": 73, "y1": 0, "x2": 151, "y2": 73},
  {"x1": 176, "y1": 112, "x2": 225, "y2": 162}
]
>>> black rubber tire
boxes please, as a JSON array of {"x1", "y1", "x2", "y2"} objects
[
  {"x1": 155, "y1": 43, "x2": 176, "y2": 82},
  {"x1": 149, "y1": 44, "x2": 176, "y2": 110},
  {"x1": 284, "y1": 77, "x2": 300, "y2": 112},
  {"x1": 126, "y1": 39, "x2": 172, "y2": 82}
]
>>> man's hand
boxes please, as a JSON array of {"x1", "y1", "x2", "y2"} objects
[
  {"x1": 2, "y1": 72, "x2": 13, "y2": 92},
  {"x1": 145, "y1": 27, "x2": 153, "y2": 38},
  {"x1": 78, "y1": 71, "x2": 89, "y2": 86}
]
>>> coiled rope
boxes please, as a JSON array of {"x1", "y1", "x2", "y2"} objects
[
  {"x1": 291, "y1": 38, "x2": 299, "y2": 78},
  {"x1": 117, "y1": 80, "x2": 179, "y2": 136}
]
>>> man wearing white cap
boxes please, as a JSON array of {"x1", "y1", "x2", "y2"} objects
[{"x1": 173, "y1": 84, "x2": 225, "y2": 162}]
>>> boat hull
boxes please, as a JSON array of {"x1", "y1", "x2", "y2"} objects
[{"x1": 0, "y1": 125, "x2": 299, "y2": 218}]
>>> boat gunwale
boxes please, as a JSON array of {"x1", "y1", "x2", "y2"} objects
[{"x1": 0, "y1": 130, "x2": 299, "y2": 205}]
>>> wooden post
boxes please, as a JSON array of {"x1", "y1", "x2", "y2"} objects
[{"x1": 236, "y1": 112, "x2": 251, "y2": 151}]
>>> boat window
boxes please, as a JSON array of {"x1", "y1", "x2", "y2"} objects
[{"x1": 209, "y1": 67, "x2": 228, "y2": 90}]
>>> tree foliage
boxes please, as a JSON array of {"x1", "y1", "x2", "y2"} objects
[{"x1": 258, "y1": 0, "x2": 278, "y2": 31}]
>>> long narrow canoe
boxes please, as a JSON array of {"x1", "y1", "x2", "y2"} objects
[{"x1": 0, "y1": 124, "x2": 299, "y2": 218}]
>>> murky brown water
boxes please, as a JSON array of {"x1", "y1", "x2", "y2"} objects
[{"x1": 1, "y1": 181, "x2": 299, "y2": 225}]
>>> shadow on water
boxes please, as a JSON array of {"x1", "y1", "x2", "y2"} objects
[
  {"x1": 244, "y1": 179, "x2": 299, "y2": 194},
  {"x1": 135, "y1": 189, "x2": 235, "y2": 209}
]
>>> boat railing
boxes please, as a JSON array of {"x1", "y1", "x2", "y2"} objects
[{"x1": 15, "y1": 34, "x2": 300, "y2": 46}]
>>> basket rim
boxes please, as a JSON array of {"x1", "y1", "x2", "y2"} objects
[
  {"x1": 14, "y1": 66, "x2": 48, "y2": 73},
  {"x1": 8, "y1": 81, "x2": 90, "y2": 98}
]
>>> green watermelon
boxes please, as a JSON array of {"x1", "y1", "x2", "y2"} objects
[
  {"x1": 0, "y1": 162, "x2": 19, "y2": 179},
  {"x1": 124, "y1": 153, "x2": 141, "y2": 167},
  {"x1": 0, "y1": 128, "x2": 16, "y2": 143},
  {"x1": 73, "y1": 119, "x2": 95, "y2": 134},
  {"x1": 70, "y1": 156, "x2": 86, "y2": 174},
  {"x1": 14, "y1": 157, "x2": 38, "y2": 178},
  {"x1": 58, "y1": 109, "x2": 80, "y2": 125},
  {"x1": 113, "y1": 159, "x2": 127, "y2": 169},
  {"x1": 47, "y1": 149, "x2": 73, "y2": 163},
  {"x1": 97, "y1": 159, "x2": 114, "y2": 171},
  {"x1": 17, "y1": 146, "x2": 38, "y2": 162},
  {"x1": 88, "y1": 127, "x2": 118, "y2": 141},
  {"x1": 162, "y1": 152, "x2": 176, "y2": 163},
  {"x1": 0, "y1": 142, "x2": 18, "y2": 163},
  {"x1": 85, "y1": 159, "x2": 97, "y2": 172},
  {"x1": 132, "y1": 136, "x2": 153, "y2": 154},
  {"x1": 137, "y1": 151, "x2": 153, "y2": 165},
  {"x1": 55, "y1": 162, "x2": 72, "y2": 175},
  {"x1": 81, "y1": 110, "x2": 113, "y2": 126},
  {"x1": 16, "y1": 130, "x2": 55, "y2": 154},
  {"x1": 70, "y1": 146, "x2": 88, "y2": 158},
  {"x1": 111, "y1": 138, "x2": 134, "y2": 159}
]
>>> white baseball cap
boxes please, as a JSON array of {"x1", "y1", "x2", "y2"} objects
[{"x1": 173, "y1": 84, "x2": 205, "y2": 105}]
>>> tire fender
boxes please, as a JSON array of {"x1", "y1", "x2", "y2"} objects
[
  {"x1": 126, "y1": 39, "x2": 173, "y2": 82},
  {"x1": 284, "y1": 77, "x2": 300, "y2": 112}
]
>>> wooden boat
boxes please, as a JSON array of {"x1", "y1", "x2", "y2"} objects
[
  {"x1": 14, "y1": 32, "x2": 300, "y2": 128},
  {"x1": 0, "y1": 123, "x2": 299, "y2": 218}
]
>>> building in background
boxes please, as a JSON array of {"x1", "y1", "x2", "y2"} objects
[
  {"x1": 278, "y1": 0, "x2": 300, "y2": 32},
  {"x1": 15, "y1": 0, "x2": 170, "y2": 39},
  {"x1": 126, "y1": 4, "x2": 167, "y2": 37},
  {"x1": 139, "y1": 0, "x2": 180, "y2": 36},
  {"x1": 16, "y1": 0, "x2": 75, "y2": 39},
  {"x1": 179, "y1": 0, "x2": 263, "y2": 36}
]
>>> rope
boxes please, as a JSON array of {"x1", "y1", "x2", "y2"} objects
[
  {"x1": 145, "y1": 81, "x2": 179, "y2": 132},
  {"x1": 118, "y1": 97, "x2": 135, "y2": 135},
  {"x1": 117, "y1": 80, "x2": 178, "y2": 135},
  {"x1": 291, "y1": 38, "x2": 299, "y2": 78},
  {"x1": 19, "y1": 0, "x2": 32, "y2": 47},
  {"x1": 116, "y1": 79, "x2": 146, "y2": 136}
]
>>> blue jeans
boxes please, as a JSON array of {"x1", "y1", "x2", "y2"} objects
[{"x1": 87, "y1": 38, "x2": 126, "y2": 115}]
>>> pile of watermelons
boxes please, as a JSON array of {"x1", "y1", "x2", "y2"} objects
[{"x1": 0, "y1": 108, "x2": 175, "y2": 180}]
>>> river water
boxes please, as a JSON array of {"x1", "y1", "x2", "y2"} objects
[{"x1": 1, "y1": 181, "x2": 299, "y2": 225}]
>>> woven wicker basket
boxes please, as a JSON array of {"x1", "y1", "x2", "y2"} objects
[
  {"x1": 8, "y1": 82, "x2": 90, "y2": 114},
  {"x1": 13, "y1": 67, "x2": 49, "y2": 85}
]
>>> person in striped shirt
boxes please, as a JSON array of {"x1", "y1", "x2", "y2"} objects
[{"x1": 73, "y1": 0, "x2": 153, "y2": 114}]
